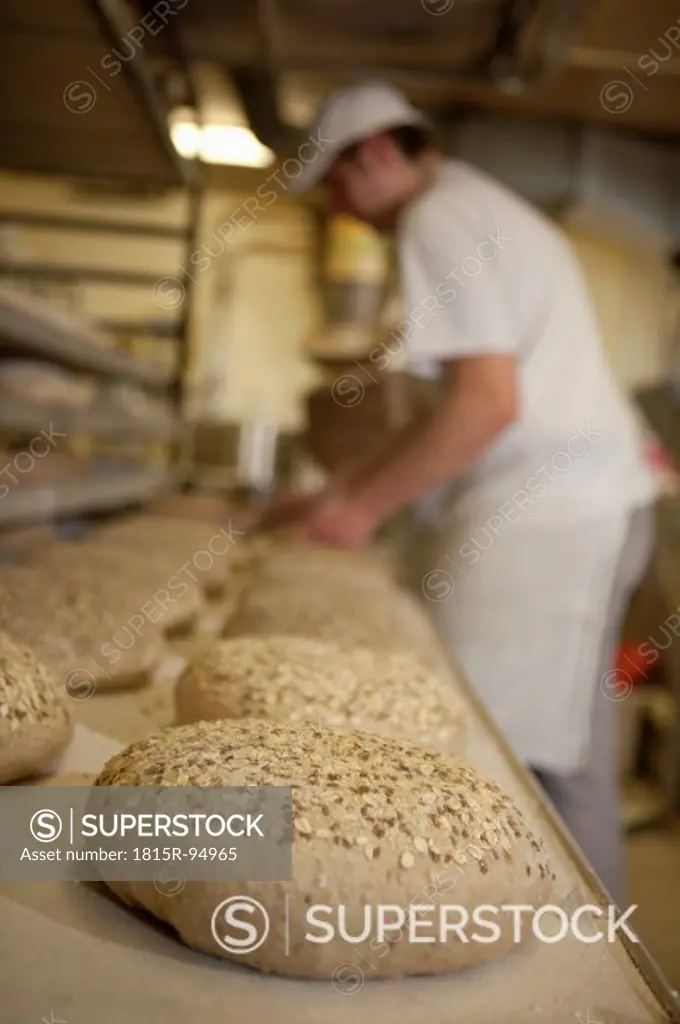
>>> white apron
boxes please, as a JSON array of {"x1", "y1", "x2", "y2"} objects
[{"x1": 408, "y1": 504, "x2": 629, "y2": 775}]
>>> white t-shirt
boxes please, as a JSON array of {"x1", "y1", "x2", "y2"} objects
[{"x1": 396, "y1": 160, "x2": 657, "y2": 526}]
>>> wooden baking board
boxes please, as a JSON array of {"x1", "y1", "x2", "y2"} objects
[{"x1": 1, "y1": 603, "x2": 679, "y2": 1024}]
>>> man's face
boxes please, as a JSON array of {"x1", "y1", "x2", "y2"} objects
[{"x1": 323, "y1": 135, "x2": 420, "y2": 230}]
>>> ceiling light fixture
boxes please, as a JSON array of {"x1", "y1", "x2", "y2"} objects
[{"x1": 170, "y1": 114, "x2": 274, "y2": 168}]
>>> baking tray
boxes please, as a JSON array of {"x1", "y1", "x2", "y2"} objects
[{"x1": 1, "y1": 593, "x2": 679, "y2": 1023}]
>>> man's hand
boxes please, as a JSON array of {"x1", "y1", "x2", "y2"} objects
[
  {"x1": 256, "y1": 482, "x2": 377, "y2": 548},
  {"x1": 293, "y1": 489, "x2": 376, "y2": 549}
]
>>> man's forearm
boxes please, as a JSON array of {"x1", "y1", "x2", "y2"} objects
[
  {"x1": 338, "y1": 412, "x2": 429, "y2": 489},
  {"x1": 345, "y1": 375, "x2": 515, "y2": 523}
]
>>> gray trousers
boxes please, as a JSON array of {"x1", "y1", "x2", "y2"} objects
[{"x1": 531, "y1": 505, "x2": 654, "y2": 905}]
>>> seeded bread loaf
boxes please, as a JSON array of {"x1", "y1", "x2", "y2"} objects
[
  {"x1": 248, "y1": 543, "x2": 396, "y2": 586},
  {"x1": 175, "y1": 635, "x2": 467, "y2": 756},
  {"x1": 223, "y1": 577, "x2": 446, "y2": 673},
  {"x1": 97, "y1": 719, "x2": 554, "y2": 978},
  {"x1": 248, "y1": 561, "x2": 396, "y2": 597},
  {"x1": 0, "y1": 630, "x2": 73, "y2": 783},
  {"x1": 382, "y1": 586, "x2": 454, "y2": 678},
  {"x1": 93, "y1": 514, "x2": 241, "y2": 598},
  {"x1": 222, "y1": 581, "x2": 401, "y2": 648},
  {"x1": 217, "y1": 531, "x2": 384, "y2": 578},
  {"x1": 145, "y1": 494, "x2": 254, "y2": 529},
  {"x1": 25, "y1": 539, "x2": 205, "y2": 635},
  {"x1": 0, "y1": 565, "x2": 168, "y2": 692}
]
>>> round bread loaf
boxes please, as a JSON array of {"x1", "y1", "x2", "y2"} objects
[
  {"x1": 114, "y1": 539, "x2": 205, "y2": 630},
  {"x1": 0, "y1": 630, "x2": 73, "y2": 783},
  {"x1": 78, "y1": 539, "x2": 205, "y2": 632},
  {"x1": 249, "y1": 561, "x2": 396, "y2": 598},
  {"x1": 97, "y1": 720, "x2": 555, "y2": 978},
  {"x1": 94, "y1": 515, "x2": 240, "y2": 598},
  {"x1": 250, "y1": 543, "x2": 395, "y2": 584},
  {"x1": 223, "y1": 578, "x2": 446, "y2": 673},
  {"x1": 382, "y1": 586, "x2": 454, "y2": 678},
  {"x1": 219, "y1": 531, "x2": 325, "y2": 569},
  {"x1": 214, "y1": 530, "x2": 297, "y2": 588},
  {"x1": 0, "y1": 565, "x2": 168, "y2": 692},
  {"x1": 145, "y1": 495, "x2": 256, "y2": 534},
  {"x1": 225, "y1": 534, "x2": 386, "y2": 583},
  {"x1": 145, "y1": 493, "x2": 234, "y2": 524},
  {"x1": 175, "y1": 635, "x2": 467, "y2": 756},
  {"x1": 20, "y1": 540, "x2": 204, "y2": 635}
]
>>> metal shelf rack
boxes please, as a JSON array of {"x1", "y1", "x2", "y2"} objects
[
  {"x1": 0, "y1": 279, "x2": 185, "y2": 524},
  {"x1": 0, "y1": 467, "x2": 176, "y2": 528},
  {"x1": 0, "y1": 287, "x2": 172, "y2": 388},
  {"x1": 0, "y1": 0, "x2": 203, "y2": 528},
  {"x1": 0, "y1": 393, "x2": 179, "y2": 442}
]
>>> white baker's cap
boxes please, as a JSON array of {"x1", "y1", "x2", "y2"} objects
[{"x1": 291, "y1": 81, "x2": 430, "y2": 192}]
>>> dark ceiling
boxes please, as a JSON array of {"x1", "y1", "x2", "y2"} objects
[
  {"x1": 0, "y1": 0, "x2": 678, "y2": 187},
  {"x1": 177, "y1": 0, "x2": 680, "y2": 138},
  {"x1": 0, "y1": 0, "x2": 194, "y2": 186}
]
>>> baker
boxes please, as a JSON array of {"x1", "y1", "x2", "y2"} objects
[{"x1": 263, "y1": 81, "x2": 657, "y2": 903}]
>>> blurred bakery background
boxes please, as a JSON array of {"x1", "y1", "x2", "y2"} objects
[{"x1": 0, "y1": 0, "x2": 679, "y2": 989}]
